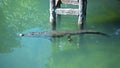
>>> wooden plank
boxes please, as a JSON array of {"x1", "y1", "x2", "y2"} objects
[
  {"x1": 55, "y1": 8, "x2": 79, "y2": 15},
  {"x1": 61, "y1": 0, "x2": 78, "y2": 5}
]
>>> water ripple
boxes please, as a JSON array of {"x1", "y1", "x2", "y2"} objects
[{"x1": 115, "y1": 28, "x2": 120, "y2": 35}]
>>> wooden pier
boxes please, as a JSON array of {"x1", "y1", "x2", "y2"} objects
[{"x1": 49, "y1": 0, "x2": 87, "y2": 30}]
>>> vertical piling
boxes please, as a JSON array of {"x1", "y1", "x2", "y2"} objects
[
  {"x1": 78, "y1": 0, "x2": 87, "y2": 30},
  {"x1": 50, "y1": 0, "x2": 56, "y2": 30},
  {"x1": 56, "y1": 0, "x2": 61, "y2": 28},
  {"x1": 78, "y1": 0, "x2": 87, "y2": 46}
]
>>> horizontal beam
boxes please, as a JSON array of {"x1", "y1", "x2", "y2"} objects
[
  {"x1": 61, "y1": 0, "x2": 78, "y2": 5},
  {"x1": 55, "y1": 8, "x2": 79, "y2": 15}
]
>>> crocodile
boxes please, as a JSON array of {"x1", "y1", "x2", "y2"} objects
[{"x1": 19, "y1": 30, "x2": 109, "y2": 40}]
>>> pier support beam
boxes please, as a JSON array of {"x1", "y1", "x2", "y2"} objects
[
  {"x1": 78, "y1": 0, "x2": 87, "y2": 30},
  {"x1": 50, "y1": 0, "x2": 56, "y2": 30},
  {"x1": 78, "y1": 0, "x2": 87, "y2": 46},
  {"x1": 50, "y1": 0, "x2": 87, "y2": 30}
]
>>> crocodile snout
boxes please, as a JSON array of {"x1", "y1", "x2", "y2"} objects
[{"x1": 19, "y1": 34, "x2": 24, "y2": 37}]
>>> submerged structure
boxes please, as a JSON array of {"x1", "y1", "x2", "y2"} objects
[{"x1": 50, "y1": 0, "x2": 87, "y2": 30}]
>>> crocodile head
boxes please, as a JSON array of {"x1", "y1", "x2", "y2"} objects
[{"x1": 19, "y1": 34, "x2": 24, "y2": 37}]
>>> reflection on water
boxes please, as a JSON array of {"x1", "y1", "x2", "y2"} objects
[
  {"x1": 115, "y1": 28, "x2": 120, "y2": 36},
  {"x1": 0, "y1": 0, "x2": 120, "y2": 68}
]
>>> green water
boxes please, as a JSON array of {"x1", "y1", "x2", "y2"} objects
[{"x1": 0, "y1": 0, "x2": 120, "y2": 68}]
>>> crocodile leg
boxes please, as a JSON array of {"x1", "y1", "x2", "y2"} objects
[{"x1": 66, "y1": 34, "x2": 72, "y2": 41}]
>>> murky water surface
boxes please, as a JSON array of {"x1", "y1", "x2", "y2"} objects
[{"x1": 0, "y1": 0, "x2": 120, "y2": 68}]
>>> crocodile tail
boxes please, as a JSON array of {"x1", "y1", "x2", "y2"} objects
[{"x1": 71, "y1": 30, "x2": 109, "y2": 37}]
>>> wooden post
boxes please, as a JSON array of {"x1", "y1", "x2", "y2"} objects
[
  {"x1": 50, "y1": 0, "x2": 56, "y2": 30},
  {"x1": 78, "y1": 0, "x2": 87, "y2": 46},
  {"x1": 56, "y1": 0, "x2": 61, "y2": 28},
  {"x1": 78, "y1": 0, "x2": 87, "y2": 30}
]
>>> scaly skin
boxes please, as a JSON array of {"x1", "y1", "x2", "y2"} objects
[{"x1": 19, "y1": 30, "x2": 109, "y2": 38}]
